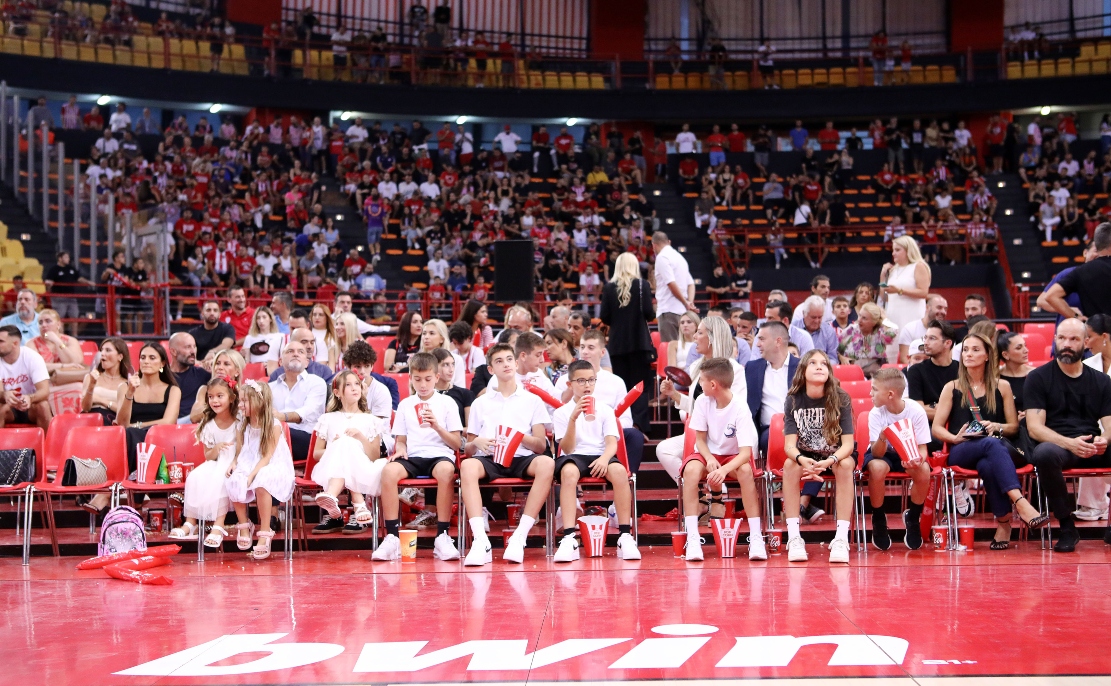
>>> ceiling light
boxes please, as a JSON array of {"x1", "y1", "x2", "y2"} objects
[
  {"x1": 340, "y1": 111, "x2": 352, "y2": 121},
  {"x1": 456, "y1": 116, "x2": 467, "y2": 125},
  {"x1": 1040, "y1": 106, "x2": 1051, "y2": 116},
  {"x1": 96, "y1": 95, "x2": 111, "y2": 106},
  {"x1": 335, "y1": 214, "x2": 344, "y2": 221},
  {"x1": 666, "y1": 218, "x2": 674, "y2": 225},
  {"x1": 1021, "y1": 271, "x2": 1031, "y2": 279},
  {"x1": 566, "y1": 118, "x2": 578, "y2": 126},
  {"x1": 209, "y1": 104, "x2": 223, "y2": 114}
]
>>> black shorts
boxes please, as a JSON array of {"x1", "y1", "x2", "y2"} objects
[
  {"x1": 758, "y1": 64, "x2": 774, "y2": 75},
  {"x1": 473, "y1": 453, "x2": 546, "y2": 481},
  {"x1": 7, "y1": 408, "x2": 31, "y2": 424},
  {"x1": 396, "y1": 455, "x2": 456, "y2": 479},
  {"x1": 555, "y1": 453, "x2": 619, "y2": 481},
  {"x1": 862, "y1": 448, "x2": 904, "y2": 474},
  {"x1": 989, "y1": 144, "x2": 1004, "y2": 157}
]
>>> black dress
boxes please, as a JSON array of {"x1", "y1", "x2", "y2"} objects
[
  {"x1": 599, "y1": 278, "x2": 655, "y2": 431},
  {"x1": 125, "y1": 386, "x2": 171, "y2": 472}
]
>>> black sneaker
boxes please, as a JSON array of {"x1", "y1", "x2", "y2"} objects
[
  {"x1": 871, "y1": 513, "x2": 891, "y2": 551},
  {"x1": 801, "y1": 503, "x2": 826, "y2": 523},
  {"x1": 903, "y1": 510, "x2": 923, "y2": 550},
  {"x1": 312, "y1": 515, "x2": 343, "y2": 535},
  {"x1": 1054, "y1": 527, "x2": 1081, "y2": 553},
  {"x1": 342, "y1": 518, "x2": 368, "y2": 535}
]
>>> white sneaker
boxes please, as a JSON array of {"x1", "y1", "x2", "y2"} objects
[
  {"x1": 684, "y1": 534, "x2": 704, "y2": 561},
  {"x1": 829, "y1": 537, "x2": 850, "y2": 564},
  {"x1": 504, "y1": 533, "x2": 526, "y2": 563},
  {"x1": 463, "y1": 536, "x2": 493, "y2": 566},
  {"x1": 787, "y1": 536, "x2": 808, "y2": 562},
  {"x1": 617, "y1": 533, "x2": 641, "y2": 560},
  {"x1": 553, "y1": 535, "x2": 580, "y2": 562},
  {"x1": 1074, "y1": 505, "x2": 1109, "y2": 521},
  {"x1": 371, "y1": 534, "x2": 400, "y2": 561},
  {"x1": 433, "y1": 533, "x2": 460, "y2": 560},
  {"x1": 748, "y1": 537, "x2": 768, "y2": 561},
  {"x1": 953, "y1": 481, "x2": 975, "y2": 517}
]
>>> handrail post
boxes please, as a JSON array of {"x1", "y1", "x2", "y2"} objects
[
  {"x1": 26, "y1": 111, "x2": 33, "y2": 215},
  {"x1": 11, "y1": 95, "x2": 18, "y2": 194},
  {"x1": 72, "y1": 157, "x2": 80, "y2": 270},
  {"x1": 647, "y1": 58, "x2": 654, "y2": 88},
  {"x1": 56, "y1": 141, "x2": 64, "y2": 244},
  {"x1": 41, "y1": 121, "x2": 49, "y2": 233},
  {"x1": 0, "y1": 81, "x2": 7, "y2": 185}
]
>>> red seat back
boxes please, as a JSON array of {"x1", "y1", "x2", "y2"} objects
[
  {"x1": 304, "y1": 432, "x2": 320, "y2": 473},
  {"x1": 387, "y1": 373, "x2": 411, "y2": 399},
  {"x1": 655, "y1": 341, "x2": 670, "y2": 377},
  {"x1": 44, "y1": 412, "x2": 103, "y2": 474},
  {"x1": 851, "y1": 396, "x2": 872, "y2": 418},
  {"x1": 651, "y1": 330, "x2": 661, "y2": 347},
  {"x1": 367, "y1": 336, "x2": 392, "y2": 374},
  {"x1": 243, "y1": 362, "x2": 268, "y2": 381},
  {"x1": 841, "y1": 380, "x2": 872, "y2": 400},
  {"x1": 854, "y1": 410, "x2": 872, "y2": 469},
  {"x1": 1021, "y1": 332, "x2": 1048, "y2": 359},
  {"x1": 832, "y1": 364, "x2": 865, "y2": 382},
  {"x1": 880, "y1": 363, "x2": 905, "y2": 370},
  {"x1": 80, "y1": 340, "x2": 99, "y2": 366},
  {"x1": 126, "y1": 341, "x2": 145, "y2": 364},
  {"x1": 0, "y1": 427, "x2": 45, "y2": 483},
  {"x1": 145, "y1": 423, "x2": 206, "y2": 466},
  {"x1": 60, "y1": 426, "x2": 129, "y2": 482},
  {"x1": 766, "y1": 413, "x2": 786, "y2": 471},
  {"x1": 1023, "y1": 322, "x2": 1055, "y2": 340}
]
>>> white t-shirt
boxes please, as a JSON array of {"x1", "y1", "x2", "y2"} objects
[
  {"x1": 109, "y1": 111, "x2": 131, "y2": 132},
  {"x1": 868, "y1": 400, "x2": 931, "y2": 456},
  {"x1": 654, "y1": 244, "x2": 693, "y2": 317},
  {"x1": 419, "y1": 181, "x2": 441, "y2": 199},
  {"x1": 468, "y1": 383, "x2": 549, "y2": 458},
  {"x1": 452, "y1": 347, "x2": 484, "y2": 387},
  {"x1": 689, "y1": 393, "x2": 759, "y2": 456},
  {"x1": 897, "y1": 319, "x2": 927, "y2": 349},
  {"x1": 428, "y1": 258, "x2": 450, "y2": 280},
  {"x1": 391, "y1": 392, "x2": 462, "y2": 459},
  {"x1": 243, "y1": 332, "x2": 284, "y2": 363},
  {"x1": 344, "y1": 124, "x2": 367, "y2": 142},
  {"x1": 676, "y1": 131, "x2": 697, "y2": 154},
  {"x1": 793, "y1": 204, "x2": 812, "y2": 226},
  {"x1": 1026, "y1": 121, "x2": 1042, "y2": 146},
  {"x1": 554, "y1": 368, "x2": 632, "y2": 428},
  {"x1": 255, "y1": 254, "x2": 278, "y2": 276},
  {"x1": 398, "y1": 180, "x2": 419, "y2": 199},
  {"x1": 553, "y1": 398, "x2": 619, "y2": 456},
  {"x1": 331, "y1": 29, "x2": 352, "y2": 53},
  {"x1": 494, "y1": 131, "x2": 521, "y2": 153},
  {"x1": 366, "y1": 378, "x2": 393, "y2": 419},
  {"x1": 0, "y1": 346, "x2": 48, "y2": 397},
  {"x1": 1050, "y1": 187, "x2": 1071, "y2": 209},
  {"x1": 954, "y1": 128, "x2": 972, "y2": 148}
]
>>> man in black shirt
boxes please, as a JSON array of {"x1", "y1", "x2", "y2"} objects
[
  {"x1": 188, "y1": 300, "x2": 236, "y2": 364},
  {"x1": 1026, "y1": 318, "x2": 1111, "y2": 552},
  {"x1": 1043, "y1": 222, "x2": 1111, "y2": 319},
  {"x1": 168, "y1": 332, "x2": 211, "y2": 421},
  {"x1": 43, "y1": 251, "x2": 92, "y2": 337},
  {"x1": 907, "y1": 320, "x2": 959, "y2": 453},
  {"x1": 704, "y1": 265, "x2": 731, "y2": 300}
]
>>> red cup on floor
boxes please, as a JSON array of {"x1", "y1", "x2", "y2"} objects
[
  {"x1": 414, "y1": 402, "x2": 430, "y2": 428},
  {"x1": 958, "y1": 524, "x2": 975, "y2": 550},
  {"x1": 167, "y1": 462, "x2": 184, "y2": 484},
  {"x1": 711, "y1": 518, "x2": 740, "y2": 558},
  {"x1": 502, "y1": 528, "x2": 515, "y2": 549},
  {"x1": 582, "y1": 395, "x2": 596, "y2": 421},
  {"x1": 671, "y1": 531, "x2": 686, "y2": 556},
  {"x1": 578, "y1": 515, "x2": 608, "y2": 557},
  {"x1": 932, "y1": 524, "x2": 949, "y2": 550},
  {"x1": 506, "y1": 503, "x2": 522, "y2": 527},
  {"x1": 148, "y1": 509, "x2": 164, "y2": 532},
  {"x1": 724, "y1": 499, "x2": 736, "y2": 519},
  {"x1": 766, "y1": 527, "x2": 783, "y2": 554}
]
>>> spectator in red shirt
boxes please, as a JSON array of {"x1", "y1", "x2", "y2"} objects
[
  {"x1": 727, "y1": 123, "x2": 747, "y2": 154},
  {"x1": 220, "y1": 285, "x2": 255, "y2": 346},
  {"x1": 817, "y1": 121, "x2": 840, "y2": 151},
  {"x1": 532, "y1": 124, "x2": 553, "y2": 173},
  {"x1": 873, "y1": 163, "x2": 898, "y2": 203},
  {"x1": 554, "y1": 126, "x2": 575, "y2": 170},
  {"x1": 678, "y1": 156, "x2": 700, "y2": 192},
  {"x1": 82, "y1": 105, "x2": 104, "y2": 131},
  {"x1": 986, "y1": 115, "x2": 1007, "y2": 174},
  {"x1": 870, "y1": 30, "x2": 888, "y2": 86},
  {"x1": 706, "y1": 124, "x2": 727, "y2": 168}
]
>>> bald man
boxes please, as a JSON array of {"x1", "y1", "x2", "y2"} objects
[{"x1": 169, "y1": 332, "x2": 211, "y2": 422}]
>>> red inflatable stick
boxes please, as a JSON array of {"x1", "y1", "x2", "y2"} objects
[
  {"x1": 75, "y1": 545, "x2": 181, "y2": 570},
  {"x1": 524, "y1": 382, "x2": 563, "y2": 409},
  {"x1": 106, "y1": 555, "x2": 172, "y2": 572},
  {"x1": 613, "y1": 382, "x2": 644, "y2": 418},
  {"x1": 104, "y1": 565, "x2": 174, "y2": 585}
]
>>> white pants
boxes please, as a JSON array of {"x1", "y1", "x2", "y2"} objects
[
  {"x1": 1077, "y1": 477, "x2": 1111, "y2": 511},
  {"x1": 695, "y1": 213, "x2": 717, "y2": 233},
  {"x1": 657, "y1": 435, "x2": 684, "y2": 485}
]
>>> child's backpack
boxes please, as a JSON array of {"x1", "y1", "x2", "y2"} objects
[{"x1": 98, "y1": 505, "x2": 147, "y2": 557}]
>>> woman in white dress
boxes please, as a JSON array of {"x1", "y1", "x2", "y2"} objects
[
  {"x1": 169, "y1": 376, "x2": 240, "y2": 546},
  {"x1": 242, "y1": 306, "x2": 285, "y2": 370},
  {"x1": 225, "y1": 379, "x2": 295, "y2": 560},
  {"x1": 879, "y1": 235, "x2": 932, "y2": 333},
  {"x1": 311, "y1": 370, "x2": 390, "y2": 532}
]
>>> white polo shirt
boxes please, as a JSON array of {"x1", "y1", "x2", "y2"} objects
[
  {"x1": 654, "y1": 244, "x2": 693, "y2": 317},
  {"x1": 392, "y1": 392, "x2": 463, "y2": 460},
  {"x1": 689, "y1": 393, "x2": 758, "y2": 456},
  {"x1": 468, "y1": 382, "x2": 549, "y2": 459},
  {"x1": 487, "y1": 369, "x2": 558, "y2": 418},
  {"x1": 553, "y1": 399, "x2": 619, "y2": 456},
  {"x1": 760, "y1": 360, "x2": 791, "y2": 428},
  {"x1": 555, "y1": 368, "x2": 632, "y2": 428}
]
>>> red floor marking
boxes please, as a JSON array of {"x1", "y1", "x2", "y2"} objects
[{"x1": 4, "y1": 547, "x2": 1111, "y2": 684}]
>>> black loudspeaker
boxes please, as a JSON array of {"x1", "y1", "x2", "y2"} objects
[{"x1": 493, "y1": 240, "x2": 535, "y2": 303}]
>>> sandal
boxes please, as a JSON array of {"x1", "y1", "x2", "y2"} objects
[
  {"x1": 236, "y1": 522, "x2": 255, "y2": 551},
  {"x1": 990, "y1": 539, "x2": 1010, "y2": 550},
  {"x1": 168, "y1": 521, "x2": 197, "y2": 540},
  {"x1": 204, "y1": 525, "x2": 229, "y2": 548},
  {"x1": 708, "y1": 494, "x2": 726, "y2": 520},
  {"x1": 250, "y1": 530, "x2": 275, "y2": 560},
  {"x1": 315, "y1": 492, "x2": 342, "y2": 519},
  {"x1": 1016, "y1": 497, "x2": 1050, "y2": 530},
  {"x1": 353, "y1": 502, "x2": 373, "y2": 524}
]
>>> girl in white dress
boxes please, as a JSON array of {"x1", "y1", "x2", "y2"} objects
[
  {"x1": 226, "y1": 379, "x2": 295, "y2": 560},
  {"x1": 169, "y1": 376, "x2": 241, "y2": 546},
  {"x1": 311, "y1": 370, "x2": 389, "y2": 529}
]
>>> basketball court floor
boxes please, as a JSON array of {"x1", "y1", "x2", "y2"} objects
[{"x1": 5, "y1": 544, "x2": 1111, "y2": 685}]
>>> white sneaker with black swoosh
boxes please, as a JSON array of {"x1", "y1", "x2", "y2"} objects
[{"x1": 464, "y1": 536, "x2": 493, "y2": 566}]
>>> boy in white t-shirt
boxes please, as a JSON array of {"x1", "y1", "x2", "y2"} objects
[
  {"x1": 551, "y1": 360, "x2": 639, "y2": 562},
  {"x1": 865, "y1": 368, "x2": 933, "y2": 551},
  {"x1": 462, "y1": 343, "x2": 554, "y2": 566},
  {"x1": 681, "y1": 358, "x2": 765, "y2": 561},
  {"x1": 449, "y1": 321, "x2": 484, "y2": 387},
  {"x1": 0, "y1": 326, "x2": 51, "y2": 429},
  {"x1": 485, "y1": 331, "x2": 558, "y2": 417},
  {"x1": 375, "y1": 352, "x2": 464, "y2": 561}
]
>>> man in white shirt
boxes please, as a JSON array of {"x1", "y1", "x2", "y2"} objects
[
  {"x1": 897, "y1": 294, "x2": 947, "y2": 364},
  {"x1": 0, "y1": 325, "x2": 51, "y2": 429},
  {"x1": 1026, "y1": 117, "x2": 1042, "y2": 147},
  {"x1": 331, "y1": 23, "x2": 353, "y2": 72},
  {"x1": 456, "y1": 125, "x2": 474, "y2": 160},
  {"x1": 108, "y1": 103, "x2": 131, "y2": 133},
  {"x1": 1058, "y1": 153, "x2": 1080, "y2": 180},
  {"x1": 493, "y1": 125, "x2": 521, "y2": 153},
  {"x1": 1049, "y1": 180, "x2": 1071, "y2": 209},
  {"x1": 675, "y1": 123, "x2": 698, "y2": 154},
  {"x1": 427, "y1": 250, "x2": 450, "y2": 281},
  {"x1": 397, "y1": 174, "x2": 418, "y2": 199},
  {"x1": 344, "y1": 117, "x2": 368, "y2": 145},
  {"x1": 462, "y1": 342, "x2": 554, "y2": 566},
  {"x1": 333, "y1": 291, "x2": 390, "y2": 335},
  {"x1": 377, "y1": 174, "x2": 398, "y2": 200},
  {"x1": 94, "y1": 129, "x2": 120, "y2": 156},
  {"x1": 268, "y1": 339, "x2": 327, "y2": 462},
  {"x1": 419, "y1": 178, "x2": 441, "y2": 199},
  {"x1": 255, "y1": 243, "x2": 279, "y2": 277},
  {"x1": 953, "y1": 121, "x2": 972, "y2": 149},
  {"x1": 651, "y1": 231, "x2": 694, "y2": 342}
]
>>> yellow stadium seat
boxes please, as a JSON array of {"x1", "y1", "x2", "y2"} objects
[
  {"x1": 181, "y1": 40, "x2": 200, "y2": 71},
  {"x1": 59, "y1": 40, "x2": 77, "y2": 61},
  {"x1": 589, "y1": 73, "x2": 605, "y2": 89},
  {"x1": 780, "y1": 69, "x2": 797, "y2": 88},
  {"x1": 1021, "y1": 60, "x2": 1038, "y2": 78},
  {"x1": 1080, "y1": 42, "x2": 1097, "y2": 59},
  {"x1": 4, "y1": 240, "x2": 25, "y2": 259},
  {"x1": 97, "y1": 44, "x2": 115, "y2": 64},
  {"x1": 908, "y1": 65, "x2": 924, "y2": 83},
  {"x1": 812, "y1": 68, "x2": 828, "y2": 87},
  {"x1": 148, "y1": 38, "x2": 166, "y2": 68},
  {"x1": 687, "y1": 72, "x2": 705, "y2": 89},
  {"x1": 733, "y1": 70, "x2": 749, "y2": 89},
  {"x1": 230, "y1": 43, "x2": 247, "y2": 75},
  {"x1": 573, "y1": 71, "x2": 589, "y2": 88},
  {"x1": 862, "y1": 66, "x2": 874, "y2": 84},
  {"x1": 543, "y1": 71, "x2": 559, "y2": 88},
  {"x1": 845, "y1": 67, "x2": 859, "y2": 87},
  {"x1": 796, "y1": 68, "x2": 812, "y2": 86},
  {"x1": 78, "y1": 42, "x2": 96, "y2": 62},
  {"x1": 114, "y1": 46, "x2": 132, "y2": 66},
  {"x1": 1039, "y1": 59, "x2": 1056, "y2": 77},
  {"x1": 670, "y1": 72, "x2": 685, "y2": 88},
  {"x1": 62, "y1": 0, "x2": 74, "y2": 12},
  {"x1": 1094, "y1": 58, "x2": 1108, "y2": 75},
  {"x1": 22, "y1": 38, "x2": 39, "y2": 57},
  {"x1": 941, "y1": 65, "x2": 957, "y2": 82},
  {"x1": 1075, "y1": 57, "x2": 1091, "y2": 75},
  {"x1": 924, "y1": 65, "x2": 941, "y2": 83},
  {"x1": 1098, "y1": 41, "x2": 1111, "y2": 57},
  {"x1": 528, "y1": 70, "x2": 542, "y2": 88},
  {"x1": 41, "y1": 38, "x2": 55, "y2": 58},
  {"x1": 1057, "y1": 57, "x2": 1073, "y2": 76},
  {"x1": 321, "y1": 50, "x2": 334, "y2": 80},
  {"x1": 1006, "y1": 61, "x2": 1021, "y2": 78},
  {"x1": 558, "y1": 71, "x2": 574, "y2": 88},
  {"x1": 167, "y1": 38, "x2": 183, "y2": 69},
  {"x1": 89, "y1": 3, "x2": 106, "y2": 22},
  {"x1": 1, "y1": 36, "x2": 21, "y2": 55},
  {"x1": 655, "y1": 73, "x2": 670, "y2": 89},
  {"x1": 828, "y1": 67, "x2": 844, "y2": 86}
]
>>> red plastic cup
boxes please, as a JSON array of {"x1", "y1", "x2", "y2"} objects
[
  {"x1": 766, "y1": 527, "x2": 783, "y2": 554},
  {"x1": 711, "y1": 518, "x2": 740, "y2": 558},
  {"x1": 502, "y1": 528, "x2": 515, "y2": 549},
  {"x1": 182, "y1": 463, "x2": 195, "y2": 479},
  {"x1": 414, "y1": 402, "x2": 430, "y2": 428},
  {"x1": 582, "y1": 395, "x2": 596, "y2": 422},
  {"x1": 671, "y1": 531, "x2": 686, "y2": 556},
  {"x1": 958, "y1": 524, "x2": 975, "y2": 550},
  {"x1": 148, "y1": 510, "x2": 164, "y2": 532},
  {"x1": 506, "y1": 503, "x2": 522, "y2": 527},
  {"x1": 724, "y1": 499, "x2": 736, "y2": 519},
  {"x1": 167, "y1": 462, "x2": 184, "y2": 484},
  {"x1": 578, "y1": 515, "x2": 608, "y2": 557},
  {"x1": 932, "y1": 524, "x2": 949, "y2": 551}
]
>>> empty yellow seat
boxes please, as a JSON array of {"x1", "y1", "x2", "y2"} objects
[
  {"x1": 527, "y1": 70, "x2": 542, "y2": 88},
  {"x1": 812, "y1": 68, "x2": 828, "y2": 86},
  {"x1": 1098, "y1": 41, "x2": 1111, "y2": 57},
  {"x1": 796, "y1": 68, "x2": 813, "y2": 86},
  {"x1": 845, "y1": 66, "x2": 859, "y2": 87},
  {"x1": 1022, "y1": 60, "x2": 1038, "y2": 77},
  {"x1": 96, "y1": 45, "x2": 114, "y2": 63},
  {"x1": 558, "y1": 71, "x2": 574, "y2": 88},
  {"x1": 3, "y1": 240, "x2": 25, "y2": 260},
  {"x1": 655, "y1": 73, "x2": 670, "y2": 89},
  {"x1": 230, "y1": 43, "x2": 247, "y2": 75},
  {"x1": 22, "y1": 37, "x2": 39, "y2": 57},
  {"x1": 181, "y1": 40, "x2": 200, "y2": 71},
  {"x1": 1094, "y1": 57, "x2": 1109, "y2": 74},
  {"x1": 589, "y1": 73, "x2": 605, "y2": 89},
  {"x1": 1075, "y1": 57, "x2": 1091, "y2": 75},
  {"x1": 114, "y1": 46, "x2": 132, "y2": 66},
  {"x1": 78, "y1": 42, "x2": 95, "y2": 62},
  {"x1": 1039, "y1": 59, "x2": 1056, "y2": 77},
  {"x1": 1, "y1": 36, "x2": 20, "y2": 55},
  {"x1": 941, "y1": 65, "x2": 957, "y2": 82},
  {"x1": 687, "y1": 72, "x2": 705, "y2": 88},
  {"x1": 780, "y1": 69, "x2": 797, "y2": 88},
  {"x1": 1057, "y1": 57, "x2": 1073, "y2": 76},
  {"x1": 828, "y1": 67, "x2": 844, "y2": 86},
  {"x1": 1006, "y1": 61, "x2": 1021, "y2": 78},
  {"x1": 573, "y1": 71, "x2": 589, "y2": 88},
  {"x1": 733, "y1": 70, "x2": 749, "y2": 89},
  {"x1": 167, "y1": 38, "x2": 183, "y2": 69},
  {"x1": 908, "y1": 65, "x2": 924, "y2": 83},
  {"x1": 89, "y1": 3, "x2": 106, "y2": 22},
  {"x1": 1080, "y1": 42, "x2": 1097, "y2": 59},
  {"x1": 670, "y1": 72, "x2": 685, "y2": 88}
]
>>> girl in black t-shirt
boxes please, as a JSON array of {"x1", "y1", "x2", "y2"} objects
[{"x1": 781, "y1": 349, "x2": 856, "y2": 564}]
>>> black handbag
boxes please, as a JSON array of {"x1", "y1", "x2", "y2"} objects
[
  {"x1": 966, "y1": 389, "x2": 1026, "y2": 467},
  {"x1": 0, "y1": 448, "x2": 34, "y2": 486}
]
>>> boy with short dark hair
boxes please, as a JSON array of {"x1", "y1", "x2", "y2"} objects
[
  {"x1": 432, "y1": 347, "x2": 473, "y2": 425},
  {"x1": 342, "y1": 340, "x2": 392, "y2": 419}
]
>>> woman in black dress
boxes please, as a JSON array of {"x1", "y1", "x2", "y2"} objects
[{"x1": 599, "y1": 252, "x2": 654, "y2": 431}]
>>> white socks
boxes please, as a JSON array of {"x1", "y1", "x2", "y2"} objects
[
  {"x1": 515, "y1": 514, "x2": 536, "y2": 538},
  {"x1": 786, "y1": 517, "x2": 800, "y2": 540},
  {"x1": 835, "y1": 520, "x2": 850, "y2": 542},
  {"x1": 469, "y1": 517, "x2": 486, "y2": 540},
  {"x1": 748, "y1": 517, "x2": 762, "y2": 535},
  {"x1": 685, "y1": 515, "x2": 699, "y2": 537}
]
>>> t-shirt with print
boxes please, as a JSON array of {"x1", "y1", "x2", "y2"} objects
[
  {"x1": 0, "y1": 346, "x2": 48, "y2": 396},
  {"x1": 783, "y1": 390, "x2": 854, "y2": 457},
  {"x1": 689, "y1": 393, "x2": 758, "y2": 456},
  {"x1": 553, "y1": 399, "x2": 619, "y2": 456},
  {"x1": 391, "y1": 392, "x2": 463, "y2": 460},
  {"x1": 868, "y1": 400, "x2": 931, "y2": 459}
]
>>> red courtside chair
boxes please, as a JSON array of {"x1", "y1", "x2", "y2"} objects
[
  {"x1": 840, "y1": 380, "x2": 872, "y2": 401},
  {"x1": 293, "y1": 431, "x2": 323, "y2": 551},
  {"x1": 0, "y1": 427, "x2": 45, "y2": 563},
  {"x1": 675, "y1": 420, "x2": 765, "y2": 533},
  {"x1": 554, "y1": 429, "x2": 639, "y2": 541},
  {"x1": 119, "y1": 423, "x2": 203, "y2": 557},
  {"x1": 1033, "y1": 465, "x2": 1111, "y2": 549},
  {"x1": 38, "y1": 413, "x2": 103, "y2": 553},
  {"x1": 832, "y1": 364, "x2": 866, "y2": 383}
]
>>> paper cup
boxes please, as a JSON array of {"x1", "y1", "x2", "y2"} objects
[
  {"x1": 582, "y1": 395, "x2": 596, "y2": 422},
  {"x1": 724, "y1": 499, "x2": 736, "y2": 519},
  {"x1": 148, "y1": 509, "x2": 164, "y2": 532},
  {"x1": 931, "y1": 524, "x2": 949, "y2": 551},
  {"x1": 399, "y1": 529, "x2": 418, "y2": 561},
  {"x1": 414, "y1": 402, "x2": 430, "y2": 428},
  {"x1": 182, "y1": 463, "x2": 195, "y2": 479},
  {"x1": 492, "y1": 426, "x2": 525, "y2": 467},
  {"x1": 506, "y1": 503, "x2": 522, "y2": 527},
  {"x1": 578, "y1": 515, "x2": 608, "y2": 557},
  {"x1": 766, "y1": 527, "x2": 783, "y2": 554},
  {"x1": 671, "y1": 531, "x2": 686, "y2": 556},
  {"x1": 958, "y1": 524, "x2": 975, "y2": 550},
  {"x1": 711, "y1": 518, "x2": 740, "y2": 558},
  {"x1": 502, "y1": 528, "x2": 515, "y2": 549},
  {"x1": 167, "y1": 462, "x2": 184, "y2": 484}
]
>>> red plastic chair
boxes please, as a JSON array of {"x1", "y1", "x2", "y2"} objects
[
  {"x1": 79, "y1": 340, "x2": 99, "y2": 366},
  {"x1": 44, "y1": 412, "x2": 104, "y2": 477},
  {"x1": 293, "y1": 431, "x2": 324, "y2": 551},
  {"x1": 841, "y1": 380, "x2": 872, "y2": 401},
  {"x1": 119, "y1": 423, "x2": 202, "y2": 516},
  {"x1": 675, "y1": 420, "x2": 765, "y2": 532},
  {"x1": 851, "y1": 396, "x2": 873, "y2": 418},
  {"x1": 243, "y1": 362, "x2": 268, "y2": 381},
  {"x1": 0, "y1": 427, "x2": 45, "y2": 562},
  {"x1": 832, "y1": 364, "x2": 865, "y2": 383},
  {"x1": 651, "y1": 330, "x2": 661, "y2": 347},
  {"x1": 1023, "y1": 322, "x2": 1055, "y2": 340},
  {"x1": 386, "y1": 372, "x2": 411, "y2": 399},
  {"x1": 126, "y1": 340, "x2": 146, "y2": 363},
  {"x1": 1021, "y1": 332, "x2": 1048, "y2": 359},
  {"x1": 367, "y1": 336, "x2": 392, "y2": 374},
  {"x1": 554, "y1": 429, "x2": 639, "y2": 540}
]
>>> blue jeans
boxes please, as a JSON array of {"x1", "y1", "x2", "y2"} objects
[
  {"x1": 709, "y1": 150, "x2": 725, "y2": 167},
  {"x1": 948, "y1": 439, "x2": 1021, "y2": 518},
  {"x1": 759, "y1": 426, "x2": 822, "y2": 497}
]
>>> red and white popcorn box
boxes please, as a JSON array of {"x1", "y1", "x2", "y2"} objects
[
  {"x1": 711, "y1": 518, "x2": 741, "y2": 559},
  {"x1": 492, "y1": 425, "x2": 525, "y2": 467},
  {"x1": 578, "y1": 515, "x2": 608, "y2": 557}
]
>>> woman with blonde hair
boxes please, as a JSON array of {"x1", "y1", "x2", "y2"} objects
[
  {"x1": 309, "y1": 303, "x2": 339, "y2": 371},
  {"x1": 878, "y1": 235, "x2": 932, "y2": 333},
  {"x1": 837, "y1": 301, "x2": 897, "y2": 378},
  {"x1": 600, "y1": 251, "x2": 655, "y2": 429},
  {"x1": 419, "y1": 318, "x2": 451, "y2": 353},
  {"x1": 27, "y1": 308, "x2": 87, "y2": 385},
  {"x1": 243, "y1": 306, "x2": 284, "y2": 367},
  {"x1": 334, "y1": 312, "x2": 363, "y2": 364},
  {"x1": 189, "y1": 348, "x2": 245, "y2": 423},
  {"x1": 667, "y1": 311, "x2": 700, "y2": 369}
]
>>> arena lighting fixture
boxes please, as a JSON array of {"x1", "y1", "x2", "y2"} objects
[
  {"x1": 1022, "y1": 271, "x2": 1032, "y2": 279},
  {"x1": 1040, "y1": 106, "x2": 1051, "y2": 116},
  {"x1": 456, "y1": 115, "x2": 467, "y2": 125},
  {"x1": 340, "y1": 111, "x2": 352, "y2": 121},
  {"x1": 96, "y1": 95, "x2": 111, "y2": 106},
  {"x1": 653, "y1": 190, "x2": 661, "y2": 196},
  {"x1": 335, "y1": 214, "x2": 344, "y2": 220},
  {"x1": 566, "y1": 118, "x2": 578, "y2": 126},
  {"x1": 666, "y1": 218, "x2": 674, "y2": 224},
  {"x1": 1005, "y1": 208, "x2": 1013, "y2": 215},
  {"x1": 998, "y1": 181, "x2": 1006, "y2": 188},
  {"x1": 209, "y1": 104, "x2": 223, "y2": 114}
]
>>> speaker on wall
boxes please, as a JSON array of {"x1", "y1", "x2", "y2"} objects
[{"x1": 493, "y1": 240, "x2": 534, "y2": 303}]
